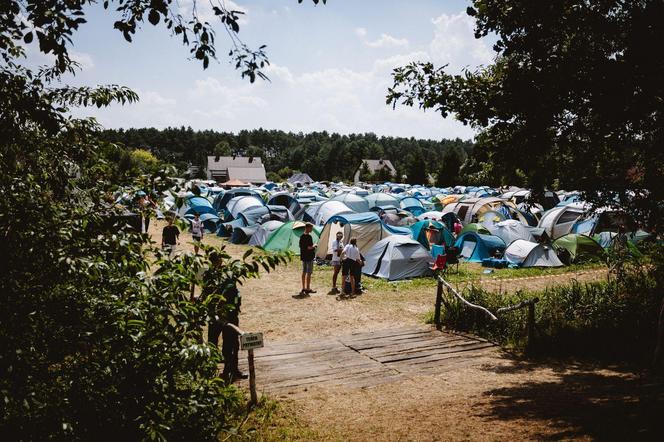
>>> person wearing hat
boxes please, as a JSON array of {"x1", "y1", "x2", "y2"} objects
[{"x1": 298, "y1": 222, "x2": 317, "y2": 296}]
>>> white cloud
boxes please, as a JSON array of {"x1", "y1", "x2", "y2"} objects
[
  {"x1": 178, "y1": 0, "x2": 249, "y2": 25},
  {"x1": 70, "y1": 51, "x2": 94, "y2": 70},
  {"x1": 365, "y1": 33, "x2": 409, "y2": 49},
  {"x1": 355, "y1": 27, "x2": 367, "y2": 38},
  {"x1": 429, "y1": 12, "x2": 494, "y2": 73}
]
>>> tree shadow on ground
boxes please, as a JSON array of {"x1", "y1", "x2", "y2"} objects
[{"x1": 479, "y1": 361, "x2": 664, "y2": 440}]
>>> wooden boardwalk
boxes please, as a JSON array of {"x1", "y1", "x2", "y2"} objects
[{"x1": 238, "y1": 326, "x2": 500, "y2": 394}]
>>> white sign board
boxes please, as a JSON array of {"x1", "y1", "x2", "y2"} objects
[{"x1": 240, "y1": 332, "x2": 264, "y2": 351}]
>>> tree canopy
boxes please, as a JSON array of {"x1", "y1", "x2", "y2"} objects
[
  {"x1": 388, "y1": 0, "x2": 664, "y2": 229},
  {"x1": 99, "y1": 127, "x2": 474, "y2": 183}
]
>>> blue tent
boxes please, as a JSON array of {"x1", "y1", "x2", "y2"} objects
[
  {"x1": 454, "y1": 232, "x2": 506, "y2": 263},
  {"x1": 213, "y1": 188, "x2": 261, "y2": 213},
  {"x1": 410, "y1": 220, "x2": 455, "y2": 250},
  {"x1": 216, "y1": 218, "x2": 245, "y2": 237},
  {"x1": 400, "y1": 196, "x2": 425, "y2": 216},
  {"x1": 183, "y1": 212, "x2": 219, "y2": 233}
]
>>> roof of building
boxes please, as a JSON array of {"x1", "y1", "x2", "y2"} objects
[
  {"x1": 357, "y1": 159, "x2": 396, "y2": 173},
  {"x1": 207, "y1": 156, "x2": 264, "y2": 170},
  {"x1": 227, "y1": 167, "x2": 267, "y2": 183}
]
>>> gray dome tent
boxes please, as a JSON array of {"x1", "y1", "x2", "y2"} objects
[{"x1": 363, "y1": 236, "x2": 433, "y2": 281}]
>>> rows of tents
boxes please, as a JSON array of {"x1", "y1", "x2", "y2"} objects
[{"x1": 157, "y1": 180, "x2": 654, "y2": 281}]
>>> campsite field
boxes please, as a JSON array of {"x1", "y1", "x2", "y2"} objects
[{"x1": 149, "y1": 220, "x2": 662, "y2": 441}]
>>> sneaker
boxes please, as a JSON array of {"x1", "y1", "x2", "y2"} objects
[
  {"x1": 307, "y1": 289, "x2": 317, "y2": 294},
  {"x1": 233, "y1": 371, "x2": 249, "y2": 380},
  {"x1": 292, "y1": 291, "x2": 309, "y2": 299}
]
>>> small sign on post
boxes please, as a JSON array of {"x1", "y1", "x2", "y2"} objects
[{"x1": 240, "y1": 332, "x2": 264, "y2": 351}]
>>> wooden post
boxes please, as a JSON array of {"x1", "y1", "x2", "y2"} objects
[
  {"x1": 434, "y1": 279, "x2": 443, "y2": 330},
  {"x1": 248, "y1": 349, "x2": 257, "y2": 406},
  {"x1": 526, "y1": 302, "x2": 535, "y2": 353}
]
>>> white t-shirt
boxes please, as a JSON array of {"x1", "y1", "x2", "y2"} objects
[
  {"x1": 343, "y1": 244, "x2": 360, "y2": 261},
  {"x1": 331, "y1": 239, "x2": 344, "y2": 263}
]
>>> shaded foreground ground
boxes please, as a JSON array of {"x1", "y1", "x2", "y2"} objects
[{"x1": 150, "y1": 220, "x2": 663, "y2": 440}]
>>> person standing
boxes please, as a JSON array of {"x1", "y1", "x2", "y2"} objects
[
  {"x1": 342, "y1": 238, "x2": 361, "y2": 296},
  {"x1": 453, "y1": 218, "x2": 463, "y2": 237},
  {"x1": 330, "y1": 231, "x2": 344, "y2": 294},
  {"x1": 202, "y1": 252, "x2": 247, "y2": 384},
  {"x1": 298, "y1": 222, "x2": 317, "y2": 296},
  {"x1": 353, "y1": 251, "x2": 366, "y2": 295},
  {"x1": 161, "y1": 217, "x2": 180, "y2": 257},
  {"x1": 191, "y1": 212, "x2": 204, "y2": 254}
]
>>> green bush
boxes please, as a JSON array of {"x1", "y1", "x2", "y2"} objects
[{"x1": 436, "y1": 267, "x2": 662, "y2": 362}]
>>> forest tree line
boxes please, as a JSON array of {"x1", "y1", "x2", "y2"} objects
[{"x1": 99, "y1": 127, "x2": 475, "y2": 185}]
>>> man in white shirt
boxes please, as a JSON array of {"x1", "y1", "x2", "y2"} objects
[
  {"x1": 330, "y1": 231, "x2": 344, "y2": 294},
  {"x1": 342, "y1": 238, "x2": 361, "y2": 296}
]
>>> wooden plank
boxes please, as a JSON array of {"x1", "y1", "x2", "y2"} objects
[
  {"x1": 357, "y1": 335, "x2": 472, "y2": 357},
  {"x1": 386, "y1": 344, "x2": 498, "y2": 368},
  {"x1": 376, "y1": 342, "x2": 496, "y2": 364}
]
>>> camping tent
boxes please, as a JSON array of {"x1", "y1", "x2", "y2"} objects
[
  {"x1": 552, "y1": 234, "x2": 605, "y2": 264},
  {"x1": 363, "y1": 236, "x2": 433, "y2": 281},
  {"x1": 248, "y1": 220, "x2": 284, "y2": 247},
  {"x1": 330, "y1": 193, "x2": 370, "y2": 213},
  {"x1": 504, "y1": 240, "x2": 563, "y2": 267},
  {"x1": 262, "y1": 221, "x2": 321, "y2": 255},
  {"x1": 316, "y1": 212, "x2": 388, "y2": 259},
  {"x1": 213, "y1": 188, "x2": 261, "y2": 212},
  {"x1": 485, "y1": 219, "x2": 535, "y2": 246},
  {"x1": 365, "y1": 193, "x2": 399, "y2": 210},
  {"x1": 310, "y1": 200, "x2": 354, "y2": 225},
  {"x1": 410, "y1": 220, "x2": 455, "y2": 250},
  {"x1": 454, "y1": 232, "x2": 506, "y2": 263},
  {"x1": 460, "y1": 223, "x2": 491, "y2": 236},
  {"x1": 226, "y1": 195, "x2": 264, "y2": 220},
  {"x1": 288, "y1": 173, "x2": 314, "y2": 185},
  {"x1": 230, "y1": 225, "x2": 258, "y2": 244},
  {"x1": 267, "y1": 192, "x2": 301, "y2": 214},
  {"x1": 538, "y1": 203, "x2": 586, "y2": 239},
  {"x1": 399, "y1": 197, "x2": 425, "y2": 216}
]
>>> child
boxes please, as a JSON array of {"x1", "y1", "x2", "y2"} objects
[{"x1": 191, "y1": 212, "x2": 204, "y2": 254}]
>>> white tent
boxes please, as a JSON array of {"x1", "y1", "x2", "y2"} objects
[
  {"x1": 330, "y1": 193, "x2": 370, "y2": 213},
  {"x1": 486, "y1": 219, "x2": 535, "y2": 245},
  {"x1": 226, "y1": 195, "x2": 264, "y2": 219},
  {"x1": 504, "y1": 240, "x2": 563, "y2": 268},
  {"x1": 310, "y1": 200, "x2": 354, "y2": 225},
  {"x1": 363, "y1": 236, "x2": 433, "y2": 281},
  {"x1": 315, "y1": 212, "x2": 391, "y2": 259},
  {"x1": 248, "y1": 220, "x2": 284, "y2": 247},
  {"x1": 538, "y1": 202, "x2": 586, "y2": 239}
]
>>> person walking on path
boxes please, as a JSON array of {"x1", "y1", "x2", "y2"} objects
[
  {"x1": 191, "y1": 212, "x2": 204, "y2": 254},
  {"x1": 202, "y1": 252, "x2": 247, "y2": 384},
  {"x1": 298, "y1": 222, "x2": 317, "y2": 297},
  {"x1": 330, "y1": 231, "x2": 344, "y2": 294},
  {"x1": 342, "y1": 238, "x2": 361, "y2": 296},
  {"x1": 161, "y1": 217, "x2": 180, "y2": 257}
]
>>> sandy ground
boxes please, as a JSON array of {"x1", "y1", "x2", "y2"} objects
[{"x1": 149, "y1": 220, "x2": 662, "y2": 441}]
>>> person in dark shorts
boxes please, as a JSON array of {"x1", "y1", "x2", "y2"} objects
[
  {"x1": 202, "y1": 252, "x2": 247, "y2": 383},
  {"x1": 342, "y1": 238, "x2": 361, "y2": 295},
  {"x1": 354, "y1": 252, "x2": 366, "y2": 294},
  {"x1": 161, "y1": 217, "x2": 180, "y2": 257},
  {"x1": 298, "y1": 222, "x2": 317, "y2": 296}
]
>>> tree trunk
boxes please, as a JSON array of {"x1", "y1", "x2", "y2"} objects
[{"x1": 654, "y1": 296, "x2": 664, "y2": 372}]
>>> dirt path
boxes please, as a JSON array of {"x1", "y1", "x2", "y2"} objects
[{"x1": 148, "y1": 220, "x2": 662, "y2": 440}]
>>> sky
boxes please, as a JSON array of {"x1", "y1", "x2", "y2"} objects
[{"x1": 57, "y1": 0, "x2": 496, "y2": 141}]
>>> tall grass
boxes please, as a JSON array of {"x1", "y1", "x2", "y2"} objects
[{"x1": 432, "y1": 272, "x2": 662, "y2": 363}]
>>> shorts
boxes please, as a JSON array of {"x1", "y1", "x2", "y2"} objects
[
  {"x1": 331, "y1": 260, "x2": 341, "y2": 268},
  {"x1": 302, "y1": 260, "x2": 314, "y2": 274},
  {"x1": 192, "y1": 235, "x2": 202, "y2": 242},
  {"x1": 342, "y1": 259, "x2": 358, "y2": 276}
]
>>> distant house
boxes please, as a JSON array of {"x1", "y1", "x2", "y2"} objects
[
  {"x1": 353, "y1": 159, "x2": 396, "y2": 183},
  {"x1": 206, "y1": 156, "x2": 267, "y2": 184}
]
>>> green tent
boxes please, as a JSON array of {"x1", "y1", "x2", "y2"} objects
[
  {"x1": 552, "y1": 233, "x2": 605, "y2": 264},
  {"x1": 262, "y1": 221, "x2": 321, "y2": 255},
  {"x1": 460, "y1": 222, "x2": 491, "y2": 236}
]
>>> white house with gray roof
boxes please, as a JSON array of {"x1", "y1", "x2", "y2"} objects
[{"x1": 206, "y1": 156, "x2": 267, "y2": 184}]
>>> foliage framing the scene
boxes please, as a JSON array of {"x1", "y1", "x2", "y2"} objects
[{"x1": 0, "y1": 0, "x2": 322, "y2": 439}]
